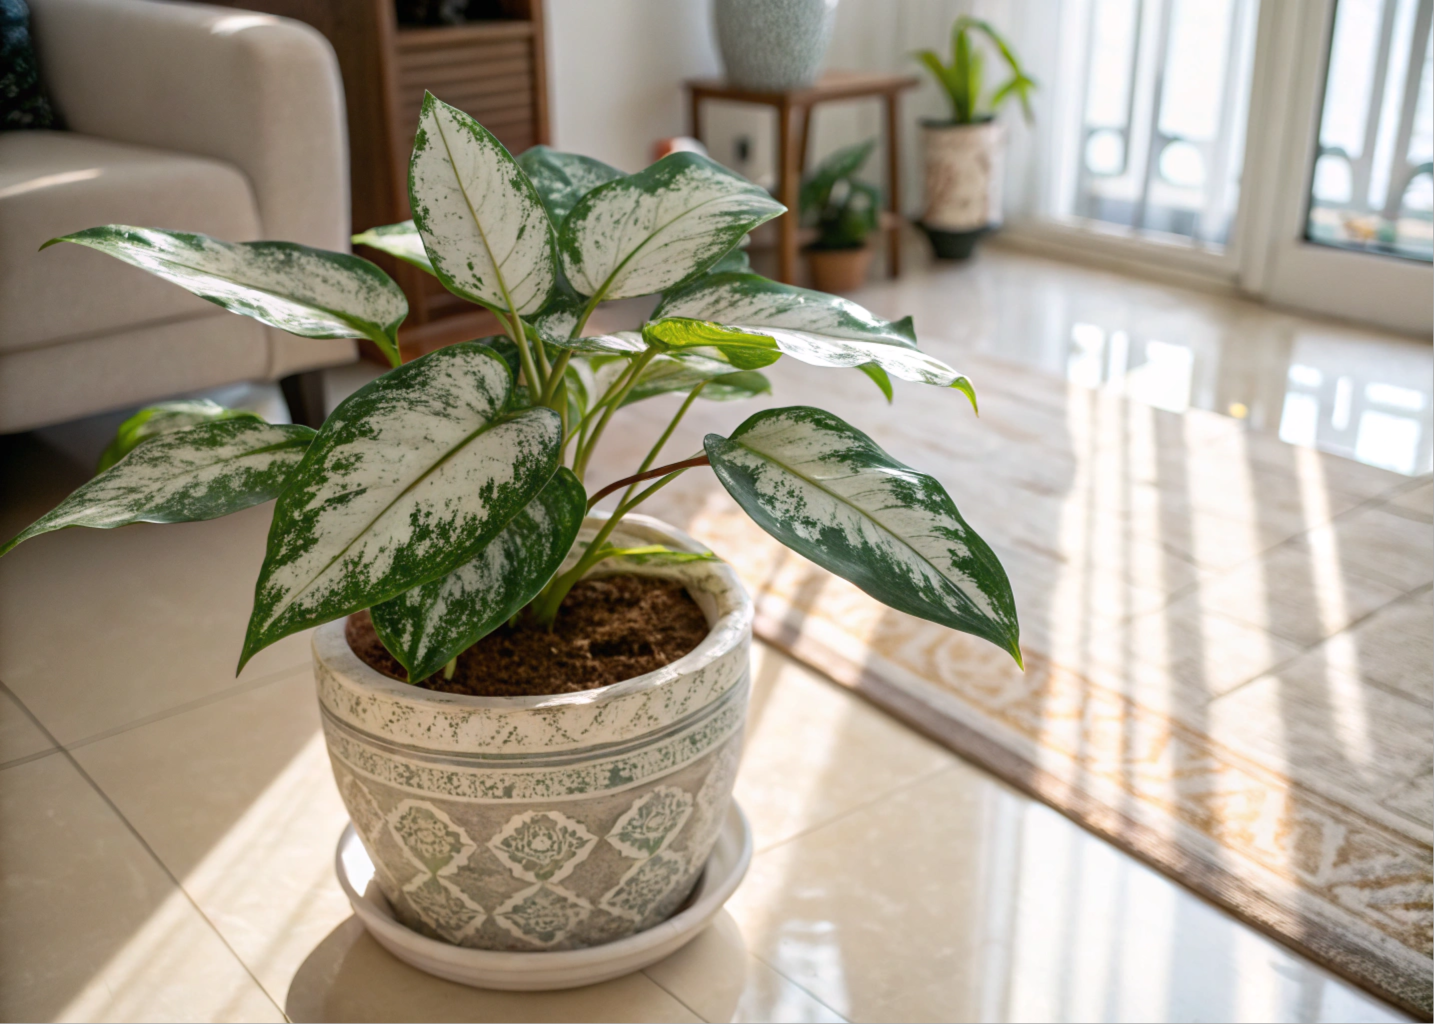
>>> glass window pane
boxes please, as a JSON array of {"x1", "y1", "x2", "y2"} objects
[
  {"x1": 1064, "y1": 0, "x2": 1260, "y2": 250},
  {"x1": 1305, "y1": 0, "x2": 1434, "y2": 262}
]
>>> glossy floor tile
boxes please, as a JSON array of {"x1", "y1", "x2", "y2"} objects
[{"x1": 0, "y1": 753, "x2": 283, "y2": 1023}]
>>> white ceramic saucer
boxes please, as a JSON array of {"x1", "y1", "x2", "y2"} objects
[{"x1": 335, "y1": 802, "x2": 752, "y2": 991}]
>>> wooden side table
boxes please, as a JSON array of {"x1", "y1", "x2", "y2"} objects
[{"x1": 685, "y1": 71, "x2": 919, "y2": 285}]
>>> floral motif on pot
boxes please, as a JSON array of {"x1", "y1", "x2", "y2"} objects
[
  {"x1": 488, "y1": 810, "x2": 597, "y2": 883},
  {"x1": 606, "y1": 786, "x2": 694, "y2": 859}
]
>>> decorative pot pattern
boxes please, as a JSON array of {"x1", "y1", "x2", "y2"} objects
[
  {"x1": 714, "y1": 0, "x2": 838, "y2": 91},
  {"x1": 315, "y1": 515, "x2": 753, "y2": 952},
  {"x1": 922, "y1": 121, "x2": 1005, "y2": 232}
]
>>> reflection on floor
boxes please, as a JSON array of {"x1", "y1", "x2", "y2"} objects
[
  {"x1": 0, "y1": 248, "x2": 1424, "y2": 1022},
  {"x1": 856, "y1": 246, "x2": 1433, "y2": 476}
]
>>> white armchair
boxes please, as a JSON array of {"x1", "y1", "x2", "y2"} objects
[{"x1": 0, "y1": 0, "x2": 357, "y2": 433}]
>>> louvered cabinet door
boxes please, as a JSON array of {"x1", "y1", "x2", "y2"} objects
[{"x1": 394, "y1": 23, "x2": 541, "y2": 169}]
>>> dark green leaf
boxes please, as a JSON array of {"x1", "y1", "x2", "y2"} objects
[{"x1": 704, "y1": 406, "x2": 1020, "y2": 663}]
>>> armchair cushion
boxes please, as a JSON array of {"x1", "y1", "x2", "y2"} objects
[{"x1": 0, "y1": 130, "x2": 262, "y2": 354}]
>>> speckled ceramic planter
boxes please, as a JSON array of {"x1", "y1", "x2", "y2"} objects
[
  {"x1": 920, "y1": 120, "x2": 1005, "y2": 257},
  {"x1": 714, "y1": 0, "x2": 838, "y2": 91},
  {"x1": 314, "y1": 514, "x2": 752, "y2": 952}
]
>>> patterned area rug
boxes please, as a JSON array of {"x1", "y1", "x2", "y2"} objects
[{"x1": 599, "y1": 351, "x2": 1434, "y2": 1017}]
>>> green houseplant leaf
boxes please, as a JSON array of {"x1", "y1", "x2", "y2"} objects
[
  {"x1": 589, "y1": 349, "x2": 773, "y2": 405},
  {"x1": 409, "y1": 93, "x2": 557, "y2": 317},
  {"x1": 560, "y1": 152, "x2": 785, "y2": 302},
  {"x1": 2, "y1": 419, "x2": 315, "y2": 557},
  {"x1": 44, "y1": 227, "x2": 408, "y2": 367},
  {"x1": 704, "y1": 406, "x2": 1020, "y2": 663},
  {"x1": 651, "y1": 274, "x2": 977, "y2": 405},
  {"x1": 516, "y1": 145, "x2": 624, "y2": 226},
  {"x1": 351, "y1": 220, "x2": 435, "y2": 275},
  {"x1": 96, "y1": 400, "x2": 262, "y2": 473},
  {"x1": 370, "y1": 467, "x2": 586, "y2": 681},
  {"x1": 240, "y1": 342, "x2": 563, "y2": 669}
]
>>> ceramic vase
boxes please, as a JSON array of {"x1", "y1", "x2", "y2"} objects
[
  {"x1": 315, "y1": 514, "x2": 752, "y2": 952},
  {"x1": 714, "y1": 0, "x2": 839, "y2": 91},
  {"x1": 920, "y1": 120, "x2": 1005, "y2": 259}
]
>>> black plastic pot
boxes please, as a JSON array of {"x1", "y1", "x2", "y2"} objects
[{"x1": 919, "y1": 223, "x2": 990, "y2": 261}]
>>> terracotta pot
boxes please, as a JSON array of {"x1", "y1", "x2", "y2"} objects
[
  {"x1": 920, "y1": 120, "x2": 1005, "y2": 259},
  {"x1": 314, "y1": 514, "x2": 752, "y2": 952},
  {"x1": 805, "y1": 244, "x2": 874, "y2": 292}
]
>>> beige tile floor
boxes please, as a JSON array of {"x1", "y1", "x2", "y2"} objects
[{"x1": 1, "y1": 248, "x2": 1424, "y2": 1023}]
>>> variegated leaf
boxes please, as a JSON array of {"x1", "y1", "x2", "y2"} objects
[
  {"x1": 653, "y1": 272, "x2": 976, "y2": 406},
  {"x1": 44, "y1": 227, "x2": 408, "y2": 367},
  {"x1": 97, "y1": 400, "x2": 262, "y2": 473},
  {"x1": 1, "y1": 420, "x2": 314, "y2": 556},
  {"x1": 352, "y1": 220, "x2": 435, "y2": 275},
  {"x1": 370, "y1": 467, "x2": 586, "y2": 681},
  {"x1": 516, "y1": 145, "x2": 624, "y2": 226},
  {"x1": 409, "y1": 93, "x2": 557, "y2": 316},
  {"x1": 704, "y1": 406, "x2": 1020, "y2": 663},
  {"x1": 240, "y1": 343, "x2": 562, "y2": 669},
  {"x1": 601, "y1": 544, "x2": 719, "y2": 566},
  {"x1": 560, "y1": 152, "x2": 785, "y2": 301},
  {"x1": 584, "y1": 350, "x2": 770, "y2": 407},
  {"x1": 551, "y1": 330, "x2": 649, "y2": 356}
]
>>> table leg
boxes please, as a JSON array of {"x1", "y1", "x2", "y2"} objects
[
  {"x1": 777, "y1": 101, "x2": 799, "y2": 284},
  {"x1": 884, "y1": 92, "x2": 902, "y2": 278},
  {"x1": 689, "y1": 90, "x2": 703, "y2": 144},
  {"x1": 798, "y1": 106, "x2": 813, "y2": 176}
]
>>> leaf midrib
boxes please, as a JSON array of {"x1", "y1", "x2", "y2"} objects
[
  {"x1": 102, "y1": 237, "x2": 391, "y2": 345},
  {"x1": 431, "y1": 106, "x2": 527, "y2": 317},
  {"x1": 729, "y1": 432, "x2": 975, "y2": 608},
  {"x1": 581, "y1": 182, "x2": 775, "y2": 304},
  {"x1": 261, "y1": 405, "x2": 540, "y2": 630}
]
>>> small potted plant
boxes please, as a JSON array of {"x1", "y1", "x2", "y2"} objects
[
  {"x1": 801, "y1": 139, "x2": 881, "y2": 293},
  {"x1": 4, "y1": 94, "x2": 1020, "y2": 954},
  {"x1": 916, "y1": 16, "x2": 1036, "y2": 259}
]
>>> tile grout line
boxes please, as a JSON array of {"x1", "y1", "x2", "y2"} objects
[
  {"x1": 742, "y1": 948, "x2": 854, "y2": 1024},
  {"x1": 637, "y1": 969, "x2": 710, "y2": 1023},
  {"x1": 63, "y1": 659, "x2": 315, "y2": 752},
  {"x1": 751, "y1": 760, "x2": 961, "y2": 859},
  {"x1": 0, "y1": 681, "x2": 289, "y2": 1021}
]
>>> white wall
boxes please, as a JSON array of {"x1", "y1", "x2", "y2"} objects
[
  {"x1": 546, "y1": 0, "x2": 721, "y2": 172},
  {"x1": 544, "y1": 0, "x2": 1061, "y2": 217}
]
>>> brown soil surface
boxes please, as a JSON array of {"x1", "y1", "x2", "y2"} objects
[{"x1": 345, "y1": 574, "x2": 710, "y2": 697}]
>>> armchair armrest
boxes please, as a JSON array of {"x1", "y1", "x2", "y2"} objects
[{"x1": 27, "y1": 0, "x2": 349, "y2": 251}]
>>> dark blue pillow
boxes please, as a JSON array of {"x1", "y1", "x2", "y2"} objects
[{"x1": 2, "y1": 0, "x2": 62, "y2": 130}]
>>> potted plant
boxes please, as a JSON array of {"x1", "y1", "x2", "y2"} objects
[
  {"x1": 801, "y1": 139, "x2": 881, "y2": 292},
  {"x1": 916, "y1": 17, "x2": 1036, "y2": 259},
  {"x1": 3, "y1": 93, "x2": 1021, "y2": 954}
]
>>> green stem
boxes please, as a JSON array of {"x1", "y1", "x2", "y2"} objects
[
  {"x1": 574, "y1": 349, "x2": 656, "y2": 480},
  {"x1": 541, "y1": 350, "x2": 573, "y2": 406},
  {"x1": 530, "y1": 464, "x2": 698, "y2": 625},
  {"x1": 621, "y1": 382, "x2": 705, "y2": 505},
  {"x1": 505, "y1": 310, "x2": 543, "y2": 397}
]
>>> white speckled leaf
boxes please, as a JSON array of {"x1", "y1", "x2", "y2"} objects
[
  {"x1": 370, "y1": 467, "x2": 586, "y2": 681},
  {"x1": 704, "y1": 406, "x2": 1020, "y2": 663},
  {"x1": 352, "y1": 220, "x2": 434, "y2": 275},
  {"x1": 516, "y1": 145, "x2": 624, "y2": 226},
  {"x1": 241, "y1": 343, "x2": 562, "y2": 669},
  {"x1": 1, "y1": 420, "x2": 314, "y2": 556},
  {"x1": 560, "y1": 153, "x2": 785, "y2": 301},
  {"x1": 96, "y1": 400, "x2": 263, "y2": 472},
  {"x1": 654, "y1": 272, "x2": 976, "y2": 406},
  {"x1": 409, "y1": 93, "x2": 557, "y2": 316},
  {"x1": 45, "y1": 226, "x2": 407, "y2": 367},
  {"x1": 553, "y1": 330, "x2": 649, "y2": 356}
]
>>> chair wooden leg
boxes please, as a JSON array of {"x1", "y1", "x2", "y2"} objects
[{"x1": 280, "y1": 370, "x2": 327, "y2": 428}]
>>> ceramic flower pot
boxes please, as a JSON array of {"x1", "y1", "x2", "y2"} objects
[
  {"x1": 714, "y1": 0, "x2": 839, "y2": 91},
  {"x1": 805, "y1": 244, "x2": 874, "y2": 292},
  {"x1": 314, "y1": 514, "x2": 752, "y2": 952},
  {"x1": 920, "y1": 120, "x2": 1005, "y2": 259}
]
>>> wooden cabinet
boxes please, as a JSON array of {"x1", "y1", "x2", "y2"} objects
[{"x1": 209, "y1": 0, "x2": 549, "y2": 358}]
